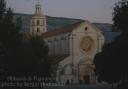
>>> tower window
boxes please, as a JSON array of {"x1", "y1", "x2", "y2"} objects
[
  {"x1": 37, "y1": 28, "x2": 40, "y2": 32},
  {"x1": 37, "y1": 20, "x2": 40, "y2": 25},
  {"x1": 85, "y1": 27, "x2": 88, "y2": 31}
]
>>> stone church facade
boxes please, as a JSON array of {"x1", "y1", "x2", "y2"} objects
[
  {"x1": 13, "y1": 0, "x2": 120, "y2": 85},
  {"x1": 41, "y1": 20, "x2": 105, "y2": 84}
]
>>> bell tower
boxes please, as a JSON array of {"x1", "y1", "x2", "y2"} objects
[
  {"x1": 30, "y1": 0, "x2": 47, "y2": 36},
  {"x1": 35, "y1": 0, "x2": 41, "y2": 15}
]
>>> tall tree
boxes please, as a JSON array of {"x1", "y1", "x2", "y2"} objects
[
  {"x1": 0, "y1": 0, "x2": 51, "y2": 78},
  {"x1": 94, "y1": 0, "x2": 128, "y2": 88},
  {"x1": 113, "y1": 0, "x2": 128, "y2": 33},
  {"x1": 0, "y1": 0, "x2": 6, "y2": 21},
  {"x1": 0, "y1": 0, "x2": 23, "y2": 76}
]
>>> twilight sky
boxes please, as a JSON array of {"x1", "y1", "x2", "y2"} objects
[{"x1": 7, "y1": 0, "x2": 119, "y2": 23}]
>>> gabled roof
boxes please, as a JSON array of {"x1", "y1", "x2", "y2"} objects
[{"x1": 42, "y1": 21, "x2": 84, "y2": 38}]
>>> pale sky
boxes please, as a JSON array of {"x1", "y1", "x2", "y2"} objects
[{"x1": 7, "y1": 0, "x2": 119, "y2": 23}]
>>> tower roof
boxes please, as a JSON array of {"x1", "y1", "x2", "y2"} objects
[
  {"x1": 42, "y1": 21, "x2": 85, "y2": 38},
  {"x1": 37, "y1": 0, "x2": 40, "y2": 4},
  {"x1": 35, "y1": 0, "x2": 42, "y2": 15}
]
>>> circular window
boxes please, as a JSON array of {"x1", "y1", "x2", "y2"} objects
[
  {"x1": 80, "y1": 36, "x2": 95, "y2": 52},
  {"x1": 85, "y1": 27, "x2": 88, "y2": 31}
]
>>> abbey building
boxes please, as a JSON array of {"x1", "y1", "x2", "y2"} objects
[{"x1": 14, "y1": 0, "x2": 120, "y2": 84}]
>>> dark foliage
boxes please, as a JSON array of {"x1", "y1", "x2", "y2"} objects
[
  {"x1": 94, "y1": 0, "x2": 128, "y2": 88},
  {"x1": 113, "y1": 0, "x2": 128, "y2": 33},
  {"x1": 0, "y1": 0, "x2": 51, "y2": 78},
  {"x1": 29, "y1": 36, "x2": 50, "y2": 77}
]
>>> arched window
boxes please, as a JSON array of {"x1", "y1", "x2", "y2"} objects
[
  {"x1": 85, "y1": 27, "x2": 88, "y2": 31},
  {"x1": 37, "y1": 28, "x2": 40, "y2": 32},
  {"x1": 37, "y1": 20, "x2": 40, "y2": 25}
]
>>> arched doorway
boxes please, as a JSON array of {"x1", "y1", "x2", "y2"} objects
[
  {"x1": 78, "y1": 59, "x2": 95, "y2": 84},
  {"x1": 83, "y1": 75, "x2": 90, "y2": 84}
]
